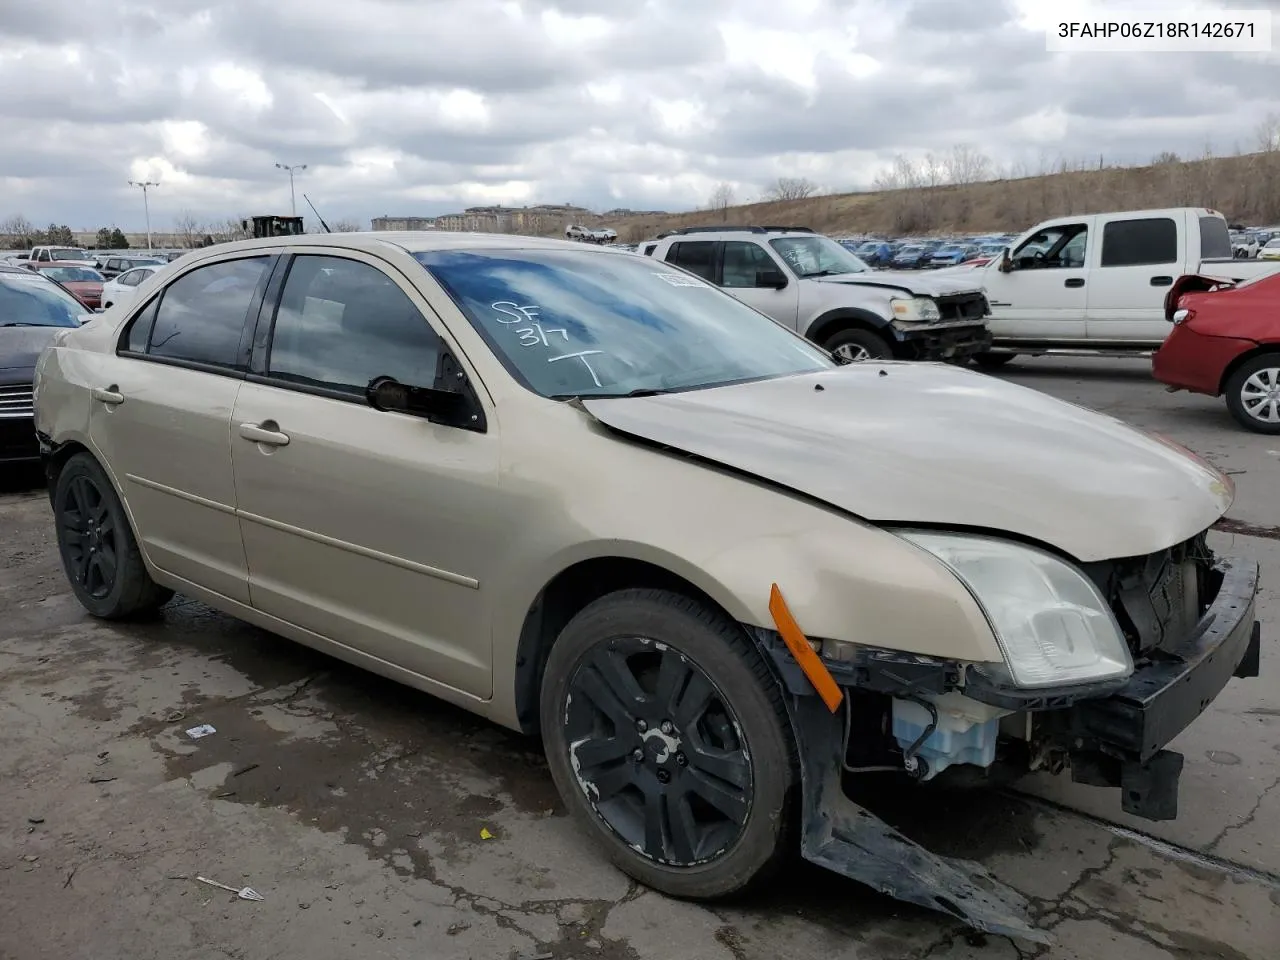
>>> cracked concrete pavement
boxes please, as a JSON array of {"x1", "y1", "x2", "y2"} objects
[{"x1": 1, "y1": 357, "x2": 1278, "y2": 959}]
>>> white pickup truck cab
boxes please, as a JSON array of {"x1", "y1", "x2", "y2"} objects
[{"x1": 963, "y1": 208, "x2": 1280, "y2": 367}]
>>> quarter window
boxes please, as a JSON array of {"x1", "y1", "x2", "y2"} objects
[
  {"x1": 124, "y1": 298, "x2": 159, "y2": 353},
  {"x1": 1100, "y1": 218, "x2": 1177, "y2": 267},
  {"x1": 147, "y1": 257, "x2": 270, "y2": 368},
  {"x1": 266, "y1": 255, "x2": 442, "y2": 396},
  {"x1": 665, "y1": 241, "x2": 716, "y2": 281},
  {"x1": 721, "y1": 241, "x2": 778, "y2": 287}
]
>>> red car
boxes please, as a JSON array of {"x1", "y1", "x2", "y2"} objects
[
  {"x1": 33, "y1": 264, "x2": 104, "y2": 309},
  {"x1": 1153, "y1": 271, "x2": 1280, "y2": 433}
]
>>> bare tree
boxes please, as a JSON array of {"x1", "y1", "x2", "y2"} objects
[
  {"x1": 707, "y1": 182, "x2": 735, "y2": 214},
  {"x1": 760, "y1": 176, "x2": 819, "y2": 201},
  {"x1": 1256, "y1": 113, "x2": 1280, "y2": 153},
  {"x1": 173, "y1": 210, "x2": 206, "y2": 249},
  {"x1": 0, "y1": 214, "x2": 36, "y2": 248},
  {"x1": 946, "y1": 144, "x2": 992, "y2": 185},
  {"x1": 207, "y1": 217, "x2": 249, "y2": 243},
  {"x1": 330, "y1": 218, "x2": 364, "y2": 232}
]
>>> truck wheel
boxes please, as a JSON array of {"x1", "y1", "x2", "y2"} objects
[
  {"x1": 825, "y1": 328, "x2": 891, "y2": 362},
  {"x1": 53, "y1": 452, "x2": 174, "y2": 619},
  {"x1": 540, "y1": 589, "x2": 796, "y2": 900},
  {"x1": 972, "y1": 352, "x2": 1016, "y2": 370},
  {"x1": 1225, "y1": 354, "x2": 1280, "y2": 434}
]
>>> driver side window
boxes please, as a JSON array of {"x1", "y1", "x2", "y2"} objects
[
  {"x1": 721, "y1": 242, "x2": 777, "y2": 288},
  {"x1": 1011, "y1": 225, "x2": 1087, "y2": 269}
]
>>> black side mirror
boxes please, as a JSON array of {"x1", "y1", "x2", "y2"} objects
[
  {"x1": 999, "y1": 250, "x2": 1014, "y2": 273},
  {"x1": 366, "y1": 354, "x2": 487, "y2": 432},
  {"x1": 755, "y1": 268, "x2": 788, "y2": 289}
]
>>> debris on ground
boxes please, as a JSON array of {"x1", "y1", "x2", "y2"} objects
[
  {"x1": 163, "y1": 710, "x2": 186, "y2": 723},
  {"x1": 479, "y1": 827, "x2": 494, "y2": 840},
  {"x1": 231, "y1": 763, "x2": 258, "y2": 777},
  {"x1": 195, "y1": 876, "x2": 264, "y2": 901},
  {"x1": 447, "y1": 921, "x2": 471, "y2": 936},
  {"x1": 27, "y1": 817, "x2": 44, "y2": 825},
  {"x1": 185, "y1": 724, "x2": 216, "y2": 740},
  {"x1": 88, "y1": 775, "x2": 116, "y2": 784}
]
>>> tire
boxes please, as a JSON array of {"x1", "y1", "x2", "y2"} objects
[
  {"x1": 1224, "y1": 353, "x2": 1280, "y2": 434},
  {"x1": 825, "y1": 327, "x2": 892, "y2": 362},
  {"x1": 540, "y1": 588, "x2": 796, "y2": 900},
  {"x1": 53, "y1": 452, "x2": 174, "y2": 618},
  {"x1": 972, "y1": 352, "x2": 1017, "y2": 370}
]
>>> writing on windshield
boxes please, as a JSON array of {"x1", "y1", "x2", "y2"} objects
[{"x1": 415, "y1": 248, "x2": 832, "y2": 398}]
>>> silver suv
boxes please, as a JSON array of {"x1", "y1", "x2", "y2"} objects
[{"x1": 645, "y1": 226, "x2": 992, "y2": 362}]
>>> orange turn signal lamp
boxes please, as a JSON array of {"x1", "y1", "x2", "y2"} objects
[{"x1": 768, "y1": 583, "x2": 844, "y2": 713}]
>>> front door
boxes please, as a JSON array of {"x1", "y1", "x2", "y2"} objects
[
  {"x1": 1085, "y1": 215, "x2": 1182, "y2": 344},
  {"x1": 229, "y1": 252, "x2": 499, "y2": 698},
  {"x1": 90, "y1": 255, "x2": 275, "y2": 603},
  {"x1": 718, "y1": 240, "x2": 801, "y2": 328},
  {"x1": 983, "y1": 222, "x2": 1090, "y2": 341}
]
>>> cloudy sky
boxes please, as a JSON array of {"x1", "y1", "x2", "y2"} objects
[{"x1": 1, "y1": 0, "x2": 1277, "y2": 232}]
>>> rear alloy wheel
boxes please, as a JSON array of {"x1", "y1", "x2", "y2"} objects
[
  {"x1": 825, "y1": 328, "x2": 892, "y2": 362},
  {"x1": 1225, "y1": 354, "x2": 1280, "y2": 434},
  {"x1": 54, "y1": 452, "x2": 174, "y2": 618},
  {"x1": 540, "y1": 589, "x2": 794, "y2": 899}
]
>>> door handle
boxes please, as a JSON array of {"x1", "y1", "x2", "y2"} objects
[
  {"x1": 1150, "y1": 276, "x2": 1173, "y2": 286},
  {"x1": 238, "y1": 421, "x2": 290, "y2": 447},
  {"x1": 92, "y1": 386, "x2": 124, "y2": 405},
  {"x1": 1064, "y1": 277, "x2": 1085, "y2": 288}
]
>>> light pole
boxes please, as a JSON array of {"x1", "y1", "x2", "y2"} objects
[
  {"x1": 127, "y1": 180, "x2": 159, "y2": 252},
  {"x1": 275, "y1": 163, "x2": 307, "y2": 216}
]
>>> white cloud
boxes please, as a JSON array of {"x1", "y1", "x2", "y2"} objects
[{"x1": 0, "y1": 0, "x2": 1274, "y2": 230}]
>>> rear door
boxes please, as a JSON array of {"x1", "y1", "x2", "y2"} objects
[
  {"x1": 1084, "y1": 214, "x2": 1182, "y2": 343},
  {"x1": 91, "y1": 254, "x2": 275, "y2": 603}
]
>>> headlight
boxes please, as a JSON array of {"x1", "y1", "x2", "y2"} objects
[
  {"x1": 890, "y1": 296, "x2": 941, "y2": 322},
  {"x1": 897, "y1": 531, "x2": 1133, "y2": 688}
]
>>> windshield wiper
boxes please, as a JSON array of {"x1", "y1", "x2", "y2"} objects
[
  {"x1": 550, "y1": 387, "x2": 675, "y2": 400},
  {"x1": 0, "y1": 322, "x2": 49, "y2": 327}
]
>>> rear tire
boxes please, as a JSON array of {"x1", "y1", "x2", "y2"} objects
[
  {"x1": 1224, "y1": 353, "x2": 1280, "y2": 434},
  {"x1": 53, "y1": 453, "x2": 174, "y2": 619},
  {"x1": 825, "y1": 328, "x2": 892, "y2": 362},
  {"x1": 540, "y1": 589, "x2": 795, "y2": 900},
  {"x1": 972, "y1": 352, "x2": 1017, "y2": 370}
]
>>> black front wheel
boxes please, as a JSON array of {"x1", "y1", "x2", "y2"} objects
[
  {"x1": 972, "y1": 352, "x2": 1017, "y2": 370},
  {"x1": 540, "y1": 589, "x2": 795, "y2": 899},
  {"x1": 825, "y1": 328, "x2": 892, "y2": 362},
  {"x1": 54, "y1": 452, "x2": 173, "y2": 618}
]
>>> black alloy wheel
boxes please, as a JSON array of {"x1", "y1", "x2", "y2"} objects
[
  {"x1": 58, "y1": 471, "x2": 118, "y2": 600},
  {"x1": 564, "y1": 635, "x2": 753, "y2": 867},
  {"x1": 53, "y1": 452, "x2": 173, "y2": 618}
]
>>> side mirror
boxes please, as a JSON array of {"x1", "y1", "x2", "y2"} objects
[
  {"x1": 755, "y1": 268, "x2": 788, "y2": 289},
  {"x1": 366, "y1": 363, "x2": 487, "y2": 433},
  {"x1": 999, "y1": 250, "x2": 1013, "y2": 273}
]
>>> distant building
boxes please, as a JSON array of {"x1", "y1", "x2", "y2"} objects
[{"x1": 371, "y1": 216, "x2": 437, "y2": 231}]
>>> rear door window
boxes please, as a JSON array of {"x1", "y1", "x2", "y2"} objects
[
  {"x1": 146, "y1": 257, "x2": 271, "y2": 369},
  {"x1": 1100, "y1": 218, "x2": 1178, "y2": 267},
  {"x1": 1198, "y1": 216, "x2": 1232, "y2": 260},
  {"x1": 664, "y1": 241, "x2": 717, "y2": 282}
]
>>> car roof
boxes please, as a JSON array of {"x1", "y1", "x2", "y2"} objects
[{"x1": 175, "y1": 231, "x2": 601, "y2": 263}]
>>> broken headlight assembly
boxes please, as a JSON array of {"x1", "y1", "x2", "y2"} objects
[{"x1": 897, "y1": 531, "x2": 1134, "y2": 689}]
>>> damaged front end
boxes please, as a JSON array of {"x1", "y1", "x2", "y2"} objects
[{"x1": 753, "y1": 534, "x2": 1262, "y2": 943}]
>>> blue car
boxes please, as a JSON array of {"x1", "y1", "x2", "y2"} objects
[
  {"x1": 927, "y1": 244, "x2": 977, "y2": 268},
  {"x1": 854, "y1": 240, "x2": 895, "y2": 266}
]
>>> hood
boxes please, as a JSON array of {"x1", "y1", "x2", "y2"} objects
[
  {"x1": 0, "y1": 326, "x2": 64, "y2": 376},
  {"x1": 581, "y1": 365, "x2": 1232, "y2": 562},
  {"x1": 814, "y1": 271, "x2": 984, "y2": 297}
]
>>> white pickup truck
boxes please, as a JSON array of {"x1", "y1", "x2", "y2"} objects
[
  {"x1": 960, "y1": 208, "x2": 1280, "y2": 368},
  {"x1": 24, "y1": 245, "x2": 98, "y2": 268}
]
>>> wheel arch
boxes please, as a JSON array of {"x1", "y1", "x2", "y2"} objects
[
  {"x1": 1218, "y1": 343, "x2": 1280, "y2": 395},
  {"x1": 511, "y1": 555, "x2": 746, "y2": 736},
  {"x1": 804, "y1": 307, "x2": 893, "y2": 347}
]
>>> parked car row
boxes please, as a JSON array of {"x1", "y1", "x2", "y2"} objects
[
  {"x1": 0, "y1": 250, "x2": 170, "y2": 311},
  {"x1": 836, "y1": 235, "x2": 1016, "y2": 270}
]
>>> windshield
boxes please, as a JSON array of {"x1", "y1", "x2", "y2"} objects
[
  {"x1": 768, "y1": 236, "x2": 870, "y2": 278},
  {"x1": 414, "y1": 248, "x2": 833, "y2": 398},
  {"x1": 50, "y1": 248, "x2": 90, "y2": 261},
  {"x1": 43, "y1": 266, "x2": 102, "y2": 282},
  {"x1": 0, "y1": 274, "x2": 86, "y2": 326}
]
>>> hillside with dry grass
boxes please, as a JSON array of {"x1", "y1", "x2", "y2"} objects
[{"x1": 590, "y1": 150, "x2": 1280, "y2": 243}]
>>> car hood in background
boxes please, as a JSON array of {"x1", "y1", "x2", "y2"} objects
[
  {"x1": 0, "y1": 326, "x2": 64, "y2": 378},
  {"x1": 581, "y1": 364, "x2": 1232, "y2": 563},
  {"x1": 815, "y1": 271, "x2": 984, "y2": 297}
]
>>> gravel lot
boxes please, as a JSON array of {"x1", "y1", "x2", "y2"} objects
[{"x1": 1, "y1": 356, "x2": 1277, "y2": 960}]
